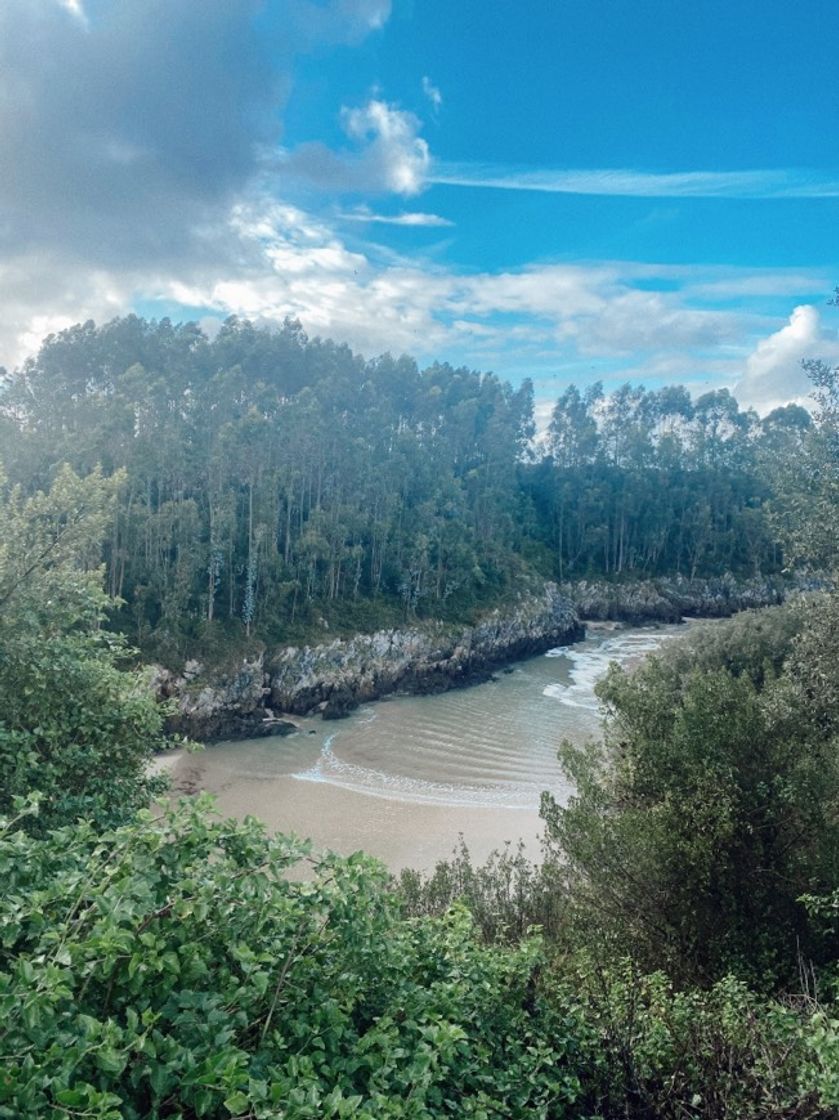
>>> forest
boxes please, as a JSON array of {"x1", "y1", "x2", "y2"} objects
[
  {"x1": 0, "y1": 315, "x2": 815, "y2": 661},
  {"x1": 1, "y1": 319, "x2": 838, "y2": 1117}
]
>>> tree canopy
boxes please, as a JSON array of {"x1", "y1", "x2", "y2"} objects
[
  {"x1": 0, "y1": 464, "x2": 172, "y2": 831},
  {"x1": 0, "y1": 315, "x2": 810, "y2": 663}
]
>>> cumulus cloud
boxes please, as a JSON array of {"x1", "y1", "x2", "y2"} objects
[
  {"x1": 341, "y1": 99, "x2": 431, "y2": 194},
  {"x1": 0, "y1": 0, "x2": 396, "y2": 265},
  {"x1": 734, "y1": 305, "x2": 839, "y2": 414},
  {"x1": 1, "y1": 1, "x2": 275, "y2": 264},
  {"x1": 127, "y1": 206, "x2": 791, "y2": 393},
  {"x1": 0, "y1": 0, "x2": 829, "y2": 419},
  {"x1": 277, "y1": 98, "x2": 432, "y2": 195},
  {"x1": 276, "y1": 98, "x2": 432, "y2": 197},
  {"x1": 0, "y1": 251, "x2": 139, "y2": 370},
  {"x1": 152, "y1": 199, "x2": 452, "y2": 358},
  {"x1": 0, "y1": 0, "x2": 393, "y2": 366}
]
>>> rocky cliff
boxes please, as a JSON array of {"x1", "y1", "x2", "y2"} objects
[
  {"x1": 269, "y1": 582, "x2": 583, "y2": 720},
  {"x1": 561, "y1": 573, "x2": 827, "y2": 625},
  {"x1": 152, "y1": 584, "x2": 582, "y2": 740},
  {"x1": 151, "y1": 574, "x2": 827, "y2": 742},
  {"x1": 150, "y1": 657, "x2": 298, "y2": 742}
]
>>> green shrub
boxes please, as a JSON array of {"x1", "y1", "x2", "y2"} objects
[
  {"x1": 542, "y1": 597, "x2": 839, "y2": 986},
  {"x1": 0, "y1": 798, "x2": 589, "y2": 1120},
  {"x1": 0, "y1": 465, "x2": 172, "y2": 832},
  {"x1": 566, "y1": 959, "x2": 839, "y2": 1119}
]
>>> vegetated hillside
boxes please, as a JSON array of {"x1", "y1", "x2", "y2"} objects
[
  {"x1": 0, "y1": 315, "x2": 812, "y2": 661},
  {"x1": 1, "y1": 333, "x2": 839, "y2": 1118}
]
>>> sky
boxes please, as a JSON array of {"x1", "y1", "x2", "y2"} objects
[{"x1": 2, "y1": 0, "x2": 839, "y2": 418}]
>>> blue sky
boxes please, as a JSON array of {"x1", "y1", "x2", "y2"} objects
[{"x1": 2, "y1": 0, "x2": 838, "y2": 415}]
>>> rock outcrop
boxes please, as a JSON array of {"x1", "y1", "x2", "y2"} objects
[
  {"x1": 561, "y1": 573, "x2": 827, "y2": 625},
  {"x1": 150, "y1": 657, "x2": 298, "y2": 742},
  {"x1": 149, "y1": 574, "x2": 827, "y2": 741},
  {"x1": 151, "y1": 584, "x2": 582, "y2": 739},
  {"x1": 268, "y1": 583, "x2": 583, "y2": 720}
]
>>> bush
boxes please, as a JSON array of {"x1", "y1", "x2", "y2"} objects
[
  {"x1": 565, "y1": 959, "x2": 839, "y2": 1119},
  {"x1": 0, "y1": 465, "x2": 172, "y2": 831},
  {"x1": 542, "y1": 597, "x2": 839, "y2": 986},
  {"x1": 0, "y1": 798, "x2": 590, "y2": 1120},
  {"x1": 398, "y1": 838, "x2": 566, "y2": 945}
]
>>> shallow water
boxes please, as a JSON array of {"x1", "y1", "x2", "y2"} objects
[{"x1": 163, "y1": 622, "x2": 686, "y2": 871}]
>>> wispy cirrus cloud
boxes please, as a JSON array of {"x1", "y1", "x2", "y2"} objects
[
  {"x1": 421, "y1": 76, "x2": 442, "y2": 112},
  {"x1": 430, "y1": 163, "x2": 839, "y2": 199},
  {"x1": 340, "y1": 206, "x2": 453, "y2": 227}
]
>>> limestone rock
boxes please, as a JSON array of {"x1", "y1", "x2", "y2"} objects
[{"x1": 267, "y1": 583, "x2": 583, "y2": 719}]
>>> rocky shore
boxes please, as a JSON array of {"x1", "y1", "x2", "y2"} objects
[
  {"x1": 151, "y1": 573, "x2": 828, "y2": 742},
  {"x1": 149, "y1": 658, "x2": 298, "y2": 743},
  {"x1": 152, "y1": 583, "x2": 582, "y2": 740},
  {"x1": 269, "y1": 582, "x2": 583, "y2": 720},
  {"x1": 561, "y1": 573, "x2": 825, "y2": 626}
]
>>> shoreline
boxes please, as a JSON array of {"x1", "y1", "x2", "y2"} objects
[
  {"x1": 153, "y1": 582, "x2": 583, "y2": 742},
  {"x1": 151, "y1": 574, "x2": 825, "y2": 743},
  {"x1": 151, "y1": 621, "x2": 686, "y2": 872}
]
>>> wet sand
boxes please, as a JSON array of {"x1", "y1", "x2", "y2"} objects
[
  {"x1": 157, "y1": 623, "x2": 688, "y2": 872},
  {"x1": 164, "y1": 744, "x2": 544, "y2": 871}
]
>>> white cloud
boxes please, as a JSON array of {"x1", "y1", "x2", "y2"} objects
[
  {"x1": 734, "y1": 304, "x2": 839, "y2": 414},
  {"x1": 276, "y1": 96, "x2": 434, "y2": 195},
  {"x1": 341, "y1": 99, "x2": 430, "y2": 195},
  {"x1": 422, "y1": 76, "x2": 442, "y2": 111},
  {"x1": 451, "y1": 264, "x2": 610, "y2": 319},
  {"x1": 156, "y1": 198, "x2": 452, "y2": 357},
  {"x1": 0, "y1": 253, "x2": 134, "y2": 369},
  {"x1": 1, "y1": 179, "x2": 830, "y2": 429},
  {"x1": 341, "y1": 206, "x2": 453, "y2": 227},
  {"x1": 140, "y1": 206, "x2": 795, "y2": 387},
  {"x1": 431, "y1": 163, "x2": 839, "y2": 199},
  {"x1": 562, "y1": 290, "x2": 744, "y2": 356},
  {"x1": 683, "y1": 273, "x2": 833, "y2": 303}
]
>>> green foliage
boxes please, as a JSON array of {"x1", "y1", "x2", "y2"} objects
[
  {"x1": 4, "y1": 315, "x2": 839, "y2": 1116},
  {"x1": 1, "y1": 315, "x2": 789, "y2": 663},
  {"x1": 543, "y1": 599, "x2": 839, "y2": 986},
  {"x1": 565, "y1": 959, "x2": 839, "y2": 1119},
  {"x1": 531, "y1": 381, "x2": 782, "y2": 581},
  {"x1": 769, "y1": 352, "x2": 839, "y2": 572},
  {"x1": 0, "y1": 798, "x2": 588, "y2": 1120},
  {"x1": 655, "y1": 597, "x2": 807, "y2": 687},
  {"x1": 6, "y1": 796, "x2": 837, "y2": 1119},
  {"x1": 399, "y1": 838, "x2": 566, "y2": 945},
  {"x1": 1, "y1": 319, "x2": 540, "y2": 659},
  {"x1": 0, "y1": 464, "x2": 171, "y2": 831}
]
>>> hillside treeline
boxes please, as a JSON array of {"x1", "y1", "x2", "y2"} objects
[{"x1": 0, "y1": 315, "x2": 812, "y2": 656}]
